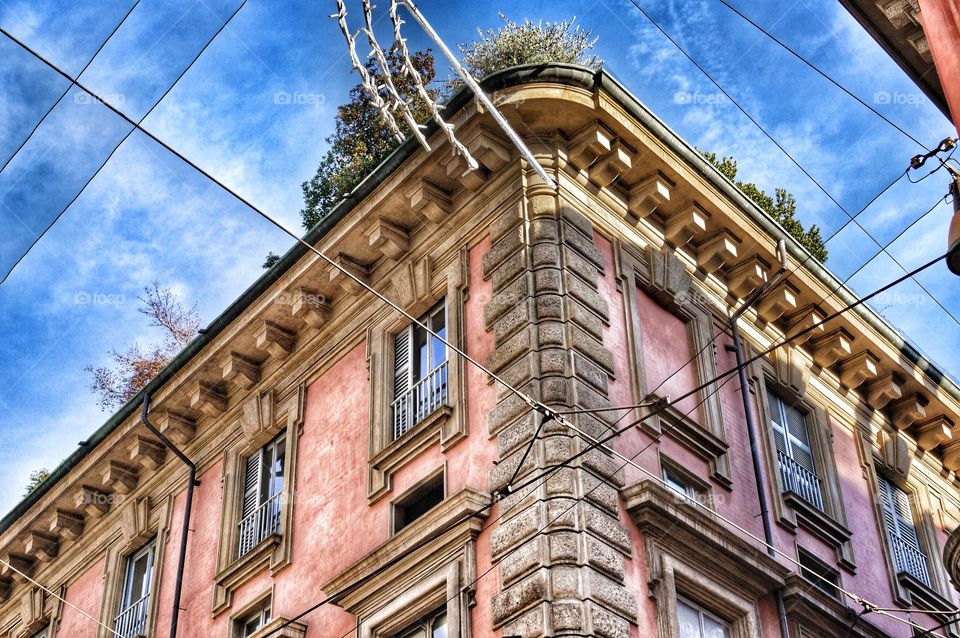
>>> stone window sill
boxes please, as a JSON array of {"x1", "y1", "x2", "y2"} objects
[
  {"x1": 369, "y1": 406, "x2": 454, "y2": 503},
  {"x1": 212, "y1": 534, "x2": 281, "y2": 615}
]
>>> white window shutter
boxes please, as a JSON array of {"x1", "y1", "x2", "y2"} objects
[{"x1": 241, "y1": 451, "x2": 262, "y2": 520}]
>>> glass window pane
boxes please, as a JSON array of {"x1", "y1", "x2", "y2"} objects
[
  {"x1": 430, "y1": 307, "x2": 446, "y2": 368},
  {"x1": 677, "y1": 599, "x2": 702, "y2": 638},
  {"x1": 413, "y1": 323, "x2": 429, "y2": 381},
  {"x1": 702, "y1": 614, "x2": 728, "y2": 638},
  {"x1": 271, "y1": 437, "x2": 286, "y2": 496},
  {"x1": 431, "y1": 611, "x2": 447, "y2": 638}
]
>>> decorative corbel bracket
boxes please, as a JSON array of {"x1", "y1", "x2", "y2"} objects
[
  {"x1": 889, "y1": 392, "x2": 927, "y2": 430},
  {"x1": 664, "y1": 202, "x2": 709, "y2": 247},
  {"x1": 567, "y1": 122, "x2": 613, "y2": 170},
  {"x1": 407, "y1": 178, "x2": 453, "y2": 224},
  {"x1": 627, "y1": 171, "x2": 673, "y2": 220},
  {"x1": 866, "y1": 372, "x2": 903, "y2": 410},
  {"x1": 328, "y1": 253, "x2": 371, "y2": 294},
  {"x1": 23, "y1": 531, "x2": 58, "y2": 562},
  {"x1": 74, "y1": 486, "x2": 111, "y2": 519},
  {"x1": 696, "y1": 230, "x2": 739, "y2": 275},
  {"x1": 102, "y1": 460, "x2": 138, "y2": 495},
  {"x1": 129, "y1": 435, "x2": 166, "y2": 470},
  {"x1": 588, "y1": 140, "x2": 633, "y2": 188},
  {"x1": 190, "y1": 381, "x2": 228, "y2": 418},
  {"x1": 726, "y1": 256, "x2": 769, "y2": 300},
  {"x1": 156, "y1": 411, "x2": 196, "y2": 445},
  {"x1": 221, "y1": 352, "x2": 261, "y2": 391},
  {"x1": 836, "y1": 351, "x2": 880, "y2": 389},
  {"x1": 48, "y1": 509, "x2": 84, "y2": 541},
  {"x1": 916, "y1": 415, "x2": 954, "y2": 452},
  {"x1": 289, "y1": 288, "x2": 332, "y2": 330},
  {"x1": 810, "y1": 328, "x2": 853, "y2": 368},
  {"x1": 784, "y1": 304, "x2": 826, "y2": 345},
  {"x1": 756, "y1": 283, "x2": 799, "y2": 324},
  {"x1": 254, "y1": 320, "x2": 296, "y2": 360},
  {"x1": 366, "y1": 217, "x2": 411, "y2": 261}
]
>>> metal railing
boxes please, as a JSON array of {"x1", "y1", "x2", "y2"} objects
[
  {"x1": 891, "y1": 535, "x2": 932, "y2": 586},
  {"x1": 392, "y1": 361, "x2": 449, "y2": 440},
  {"x1": 237, "y1": 490, "x2": 283, "y2": 558},
  {"x1": 777, "y1": 450, "x2": 825, "y2": 512},
  {"x1": 114, "y1": 593, "x2": 150, "y2": 638}
]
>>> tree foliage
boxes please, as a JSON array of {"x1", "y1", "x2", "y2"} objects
[
  {"x1": 459, "y1": 13, "x2": 602, "y2": 80},
  {"x1": 86, "y1": 282, "x2": 202, "y2": 410},
  {"x1": 300, "y1": 47, "x2": 439, "y2": 230},
  {"x1": 698, "y1": 150, "x2": 828, "y2": 262},
  {"x1": 24, "y1": 468, "x2": 50, "y2": 496}
]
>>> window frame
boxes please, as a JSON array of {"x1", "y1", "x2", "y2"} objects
[
  {"x1": 212, "y1": 385, "x2": 305, "y2": 615},
  {"x1": 366, "y1": 255, "x2": 468, "y2": 503},
  {"x1": 617, "y1": 245, "x2": 732, "y2": 488},
  {"x1": 390, "y1": 466, "x2": 446, "y2": 536},
  {"x1": 753, "y1": 366, "x2": 854, "y2": 570},
  {"x1": 113, "y1": 538, "x2": 157, "y2": 638},
  {"x1": 391, "y1": 300, "x2": 450, "y2": 442},
  {"x1": 237, "y1": 432, "x2": 287, "y2": 560},
  {"x1": 676, "y1": 596, "x2": 733, "y2": 638}
]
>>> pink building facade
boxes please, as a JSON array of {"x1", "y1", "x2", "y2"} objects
[{"x1": 3, "y1": 65, "x2": 960, "y2": 638}]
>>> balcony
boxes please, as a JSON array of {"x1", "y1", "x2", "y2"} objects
[
  {"x1": 891, "y1": 534, "x2": 932, "y2": 587},
  {"x1": 237, "y1": 490, "x2": 283, "y2": 558},
  {"x1": 392, "y1": 361, "x2": 448, "y2": 440},
  {"x1": 777, "y1": 450, "x2": 824, "y2": 512},
  {"x1": 114, "y1": 593, "x2": 150, "y2": 638}
]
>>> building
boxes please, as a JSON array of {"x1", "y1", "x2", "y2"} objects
[
  {"x1": 840, "y1": 0, "x2": 960, "y2": 132},
  {"x1": 2, "y1": 63, "x2": 960, "y2": 638}
]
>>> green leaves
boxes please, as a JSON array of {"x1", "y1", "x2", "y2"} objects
[{"x1": 698, "y1": 148, "x2": 828, "y2": 262}]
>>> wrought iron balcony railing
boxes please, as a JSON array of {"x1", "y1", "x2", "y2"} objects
[
  {"x1": 392, "y1": 361, "x2": 449, "y2": 440},
  {"x1": 237, "y1": 490, "x2": 283, "y2": 558},
  {"x1": 114, "y1": 593, "x2": 150, "y2": 638},
  {"x1": 777, "y1": 450, "x2": 825, "y2": 512}
]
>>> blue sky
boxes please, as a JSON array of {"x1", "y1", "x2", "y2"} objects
[{"x1": 0, "y1": 0, "x2": 955, "y2": 514}]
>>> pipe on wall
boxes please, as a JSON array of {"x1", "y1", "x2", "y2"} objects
[{"x1": 140, "y1": 393, "x2": 199, "y2": 638}]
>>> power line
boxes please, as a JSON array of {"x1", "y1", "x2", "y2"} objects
[
  {"x1": 0, "y1": 0, "x2": 142, "y2": 176},
  {"x1": 712, "y1": 0, "x2": 928, "y2": 150},
  {"x1": 624, "y1": 0, "x2": 960, "y2": 331},
  {"x1": 0, "y1": 20, "x2": 584, "y2": 444},
  {"x1": 0, "y1": 0, "x2": 249, "y2": 285}
]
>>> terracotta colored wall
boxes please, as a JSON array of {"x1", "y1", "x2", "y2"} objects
[
  {"x1": 60, "y1": 557, "x2": 105, "y2": 638},
  {"x1": 920, "y1": 0, "x2": 960, "y2": 133}
]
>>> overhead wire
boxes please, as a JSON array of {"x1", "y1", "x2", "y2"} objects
[
  {"x1": 711, "y1": 0, "x2": 928, "y2": 151},
  {"x1": 624, "y1": 0, "x2": 960, "y2": 331},
  {"x1": 0, "y1": 0, "x2": 250, "y2": 285},
  {"x1": 0, "y1": 0, "x2": 142, "y2": 176}
]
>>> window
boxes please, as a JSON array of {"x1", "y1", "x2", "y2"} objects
[
  {"x1": 31, "y1": 628, "x2": 49, "y2": 638},
  {"x1": 768, "y1": 390, "x2": 823, "y2": 511},
  {"x1": 797, "y1": 548, "x2": 840, "y2": 600},
  {"x1": 664, "y1": 467, "x2": 696, "y2": 500},
  {"x1": 392, "y1": 470, "x2": 445, "y2": 535},
  {"x1": 237, "y1": 603, "x2": 271, "y2": 638},
  {"x1": 677, "y1": 597, "x2": 731, "y2": 638},
  {"x1": 393, "y1": 301, "x2": 448, "y2": 440},
  {"x1": 394, "y1": 607, "x2": 447, "y2": 638},
  {"x1": 114, "y1": 540, "x2": 155, "y2": 638},
  {"x1": 238, "y1": 433, "x2": 286, "y2": 558},
  {"x1": 878, "y1": 475, "x2": 932, "y2": 587}
]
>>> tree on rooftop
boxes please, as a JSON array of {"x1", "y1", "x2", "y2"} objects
[
  {"x1": 458, "y1": 13, "x2": 602, "y2": 81},
  {"x1": 86, "y1": 282, "x2": 202, "y2": 410},
  {"x1": 23, "y1": 468, "x2": 50, "y2": 496},
  {"x1": 698, "y1": 150, "x2": 828, "y2": 262},
  {"x1": 299, "y1": 15, "x2": 603, "y2": 230},
  {"x1": 299, "y1": 47, "x2": 439, "y2": 230}
]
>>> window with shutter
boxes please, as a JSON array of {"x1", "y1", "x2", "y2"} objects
[
  {"x1": 878, "y1": 475, "x2": 931, "y2": 586},
  {"x1": 391, "y1": 300, "x2": 449, "y2": 441},
  {"x1": 767, "y1": 390, "x2": 824, "y2": 511},
  {"x1": 114, "y1": 540, "x2": 155, "y2": 638},
  {"x1": 237, "y1": 433, "x2": 286, "y2": 558}
]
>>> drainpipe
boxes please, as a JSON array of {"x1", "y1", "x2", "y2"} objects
[
  {"x1": 140, "y1": 393, "x2": 199, "y2": 638},
  {"x1": 726, "y1": 240, "x2": 791, "y2": 638}
]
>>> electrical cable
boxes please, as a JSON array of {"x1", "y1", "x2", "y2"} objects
[
  {"x1": 0, "y1": 557, "x2": 124, "y2": 638},
  {"x1": 625, "y1": 0, "x2": 960, "y2": 331},
  {"x1": 0, "y1": 0, "x2": 142, "y2": 176},
  {"x1": 0, "y1": 0, "x2": 250, "y2": 285},
  {"x1": 712, "y1": 0, "x2": 928, "y2": 151}
]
